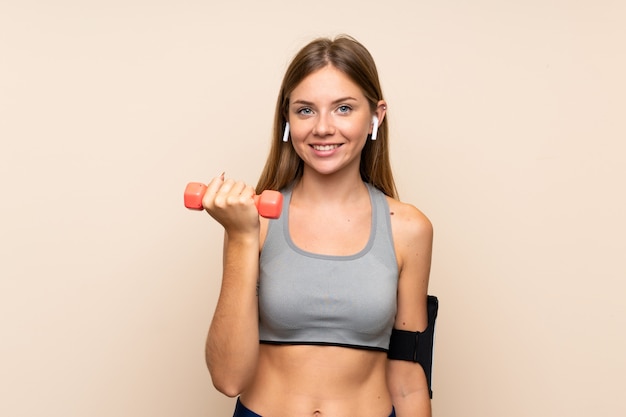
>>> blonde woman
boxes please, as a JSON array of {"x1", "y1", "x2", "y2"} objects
[{"x1": 202, "y1": 35, "x2": 435, "y2": 417}]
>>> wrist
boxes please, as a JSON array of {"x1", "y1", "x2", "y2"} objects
[{"x1": 225, "y1": 230, "x2": 260, "y2": 247}]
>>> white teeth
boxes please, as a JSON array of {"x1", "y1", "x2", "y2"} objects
[{"x1": 313, "y1": 144, "x2": 339, "y2": 151}]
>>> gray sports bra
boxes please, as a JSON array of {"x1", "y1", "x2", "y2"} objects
[{"x1": 258, "y1": 183, "x2": 399, "y2": 351}]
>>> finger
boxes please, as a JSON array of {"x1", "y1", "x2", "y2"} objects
[
  {"x1": 240, "y1": 184, "x2": 255, "y2": 200},
  {"x1": 214, "y1": 179, "x2": 251, "y2": 211},
  {"x1": 225, "y1": 182, "x2": 256, "y2": 210},
  {"x1": 224, "y1": 180, "x2": 246, "y2": 197},
  {"x1": 202, "y1": 173, "x2": 226, "y2": 209},
  {"x1": 205, "y1": 172, "x2": 225, "y2": 195},
  {"x1": 216, "y1": 178, "x2": 238, "y2": 206}
]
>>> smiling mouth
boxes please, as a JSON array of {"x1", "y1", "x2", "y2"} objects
[{"x1": 312, "y1": 144, "x2": 341, "y2": 151}]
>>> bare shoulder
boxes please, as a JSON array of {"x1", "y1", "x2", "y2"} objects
[
  {"x1": 386, "y1": 198, "x2": 433, "y2": 331},
  {"x1": 386, "y1": 197, "x2": 433, "y2": 245}
]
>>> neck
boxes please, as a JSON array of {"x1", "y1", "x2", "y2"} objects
[{"x1": 293, "y1": 168, "x2": 368, "y2": 205}]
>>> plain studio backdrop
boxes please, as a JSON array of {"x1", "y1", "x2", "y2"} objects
[{"x1": 1, "y1": 1, "x2": 624, "y2": 416}]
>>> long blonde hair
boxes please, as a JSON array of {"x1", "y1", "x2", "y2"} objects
[{"x1": 256, "y1": 35, "x2": 398, "y2": 199}]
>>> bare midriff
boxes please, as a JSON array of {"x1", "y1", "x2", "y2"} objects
[{"x1": 240, "y1": 344, "x2": 392, "y2": 417}]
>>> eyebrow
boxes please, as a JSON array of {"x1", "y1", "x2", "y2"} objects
[{"x1": 291, "y1": 96, "x2": 358, "y2": 106}]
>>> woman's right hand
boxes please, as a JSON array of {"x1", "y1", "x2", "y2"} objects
[{"x1": 201, "y1": 173, "x2": 261, "y2": 237}]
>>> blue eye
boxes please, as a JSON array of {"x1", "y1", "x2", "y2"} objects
[
  {"x1": 298, "y1": 107, "x2": 313, "y2": 115},
  {"x1": 337, "y1": 105, "x2": 351, "y2": 114}
]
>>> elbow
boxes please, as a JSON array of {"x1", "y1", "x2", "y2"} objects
[
  {"x1": 205, "y1": 341, "x2": 256, "y2": 397},
  {"x1": 207, "y1": 362, "x2": 250, "y2": 398},
  {"x1": 211, "y1": 378, "x2": 244, "y2": 398}
]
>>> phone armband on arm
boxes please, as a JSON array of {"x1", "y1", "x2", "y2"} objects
[{"x1": 387, "y1": 295, "x2": 439, "y2": 398}]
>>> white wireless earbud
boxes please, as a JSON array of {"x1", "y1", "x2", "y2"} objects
[{"x1": 371, "y1": 115, "x2": 379, "y2": 140}]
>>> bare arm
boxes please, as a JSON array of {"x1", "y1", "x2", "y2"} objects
[
  {"x1": 386, "y1": 199, "x2": 434, "y2": 417},
  {"x1": 203, "y1": 176, "x2": 262, "y2": 397}
]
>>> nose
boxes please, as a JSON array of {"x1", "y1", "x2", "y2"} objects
[{"x1": 312, "y1": 113, "x2": 335, "y2": 137}]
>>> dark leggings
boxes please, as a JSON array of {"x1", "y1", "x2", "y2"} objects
[{"x1": 233, "y1": 398, "x2": 396, "y2": 417}]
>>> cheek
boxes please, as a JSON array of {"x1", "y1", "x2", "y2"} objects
[
  {"x1": 288, "y1": 121, "x2": 310, "y2": 141},
  {"x1": 338, "y1": 119, "x2": 370, "y2": 139},
  {"x1": 341, "y1": 113, "x2": 371, "y2": 131}
]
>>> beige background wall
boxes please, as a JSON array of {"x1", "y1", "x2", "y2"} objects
[{"x1": 1, "y1": 1, "x2": 624, "y2": 416}]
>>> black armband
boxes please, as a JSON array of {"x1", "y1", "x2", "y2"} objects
[{"x1": 388, "y1": 295, "x2": 439, "y2": 398}]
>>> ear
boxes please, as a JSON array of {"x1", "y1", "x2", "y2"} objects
[
  {"x1": 375, "y1": 100, "x2": 387, "y2": 125},
  {"x1": 371, "y1": 100, "x2": 387, "y2": 129},
  {"x1": 369, "y1": 100, "x2": 388, "y2": 139}
]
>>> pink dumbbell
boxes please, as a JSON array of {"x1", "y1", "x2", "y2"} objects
[{"x1": 184, "y1": 182, "x2": 283, "y2": 219}]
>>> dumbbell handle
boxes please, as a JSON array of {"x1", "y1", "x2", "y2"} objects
[{"x1": 184, "y1": 182, "x2": 283, "y2": 219}]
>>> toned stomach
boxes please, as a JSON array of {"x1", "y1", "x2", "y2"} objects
[{"x1": 240, "y1": 344, "x2": 392, "y2": 417}]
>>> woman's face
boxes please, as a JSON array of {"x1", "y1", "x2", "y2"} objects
[{"x1": 287, "y1": 65, "x2": 384, "y2": 178}]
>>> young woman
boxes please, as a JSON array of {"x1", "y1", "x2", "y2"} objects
[{"x1": 201, "y1": 35, "x2": 434, "y2": 417}]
